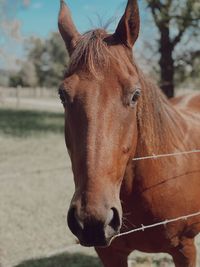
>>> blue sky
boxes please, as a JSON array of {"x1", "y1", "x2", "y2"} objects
[
  {"x1": 17, "y1": 0, "x2": 151, "y2": 38},
  {"x1": 16, "y1": 0, "x2": 155, "y2": 51},
  {"x1": 2, "y1": 0, "x2": 156, "y2": 70},
  {"x1": 18, "y1": 0, "x2": 127, "y2": 38}
]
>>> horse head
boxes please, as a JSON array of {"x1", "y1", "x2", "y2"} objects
[{"x1": 58, "y1": 0, "x2": 141, "y2": 247}]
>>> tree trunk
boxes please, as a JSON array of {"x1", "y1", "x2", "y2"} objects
[{"x1": 159, "y1": 26, "x2": 174, "y2": 98}]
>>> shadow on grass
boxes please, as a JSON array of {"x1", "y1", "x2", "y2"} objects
[
  {"x1": 0, "y1": 108, "x2": 64, "y2": 137},
  {"x1": 14, "y1": 252, "x2": 102, "y2": 267}
]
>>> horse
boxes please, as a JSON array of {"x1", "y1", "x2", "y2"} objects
[{"x1": 58, "y1": 0, "x2": 200, "y2": 266}]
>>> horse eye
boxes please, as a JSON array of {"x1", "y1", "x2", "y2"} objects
[{"x1": 130, "y1": 88, "x2": 141, "y2": 105}]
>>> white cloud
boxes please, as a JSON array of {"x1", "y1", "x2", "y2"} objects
[
  {"x1": 83, "y1": 4, "x2": 95, "y2": 12},
  {"x1": 32, "y1": 2, "x2": 43, "y2": 9}
]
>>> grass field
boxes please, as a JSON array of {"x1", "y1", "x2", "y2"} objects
[
  {"x1": 0, "y1": 107, "x2": 105, "y2": 267},
  {"x1": 0, "y1": 105, "x2": 199, "y2": 267},
  {"x1": 0, "y1": 109, "x2": 64, "y2": 137}
]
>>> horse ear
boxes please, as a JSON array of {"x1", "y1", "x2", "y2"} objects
[
  {"x1": 58, "y1": 0, "x2": 80, "y2": 54},
  {"x1": 114, "y1": 0, "x2": 140, "y2": 48}
]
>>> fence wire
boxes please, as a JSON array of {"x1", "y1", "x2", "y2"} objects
[
  {"x1": 132, "y1": 149, "x2": 200, "y2": 161},
  {"x1": 62, "y1": 148, "x2": 200, "y2": 247},
  {"x1": 2, "y1": 149, "x2": 200, "y2": 248},
  {"x1": 114, "y1": 211, "x2": 200, "y2": 240},
  {"x1": 2, "y1": 149, "x2": 199, "y2": 178}
]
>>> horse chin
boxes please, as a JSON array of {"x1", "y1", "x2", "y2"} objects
[
  {"x1": 80, "y1": 240, "x2": 109, "y2": 248},
  {"x1": 78, "y1": 227, "x2": 120, "y2": 248},
  {"x1": 79, "y1": 235, "x2": 115, "y2": 248}
]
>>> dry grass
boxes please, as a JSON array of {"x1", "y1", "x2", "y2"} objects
[{"x1": 0, "y1": 113, "x2": 74, "y2": 266}]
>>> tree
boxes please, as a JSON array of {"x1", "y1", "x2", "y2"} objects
[
  {"x1": 26, "y1": 32, "x2": 69, "y2": 87},
  {"x1": 146, "y1": 0, "x2": 200, "y2": 98},
  {"x1": 8, "y1": 32, "x2": 68, "y2": 88},
  {"x1": 9, "y1": 74, "x2": 23, "y2": 87},
  {"x1": 0, "y1": 0, "x2": 31, "y2": 69},
  {"x1": 9, "y1": 61, "x2": 37, "y2": 88},
  {"x1": 19, "y1": 61, "x2": 38, "y2": 87}
]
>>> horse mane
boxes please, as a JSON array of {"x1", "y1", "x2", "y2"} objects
[
  {"x1": 68, "y1": 29, "x2": 112, "y2": 77},
  {"x1": 67, "y1": 29, "x2": 186, "y2": 158},
  {"x1": 136, "y1": 70, "x2": 186, "y2": 157}
]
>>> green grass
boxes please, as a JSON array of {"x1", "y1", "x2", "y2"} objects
[
  {"x1": 14, "y1": 253, "x2": 102, "y2": 267},
  {"x1": 0, "y1": 108, "x2": 64, "y2": 137}
]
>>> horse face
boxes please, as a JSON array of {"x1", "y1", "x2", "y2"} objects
[{"x1": 58, "y1": 0, "x2": 140, "y2": 247}]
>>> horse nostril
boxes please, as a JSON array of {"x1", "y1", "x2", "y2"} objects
[
  {"x1": 108, "y1": 207, "x2": 121, "y2": 231},
  {"x1": 67, "y1": 206, "x2": 83, "y2": 236}
]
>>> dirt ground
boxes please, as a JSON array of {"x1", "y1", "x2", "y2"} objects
[{"x1": 0, "y1": 98, "x2": 200, "y2": 267}]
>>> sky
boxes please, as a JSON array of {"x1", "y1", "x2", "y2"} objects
[
  {"x1": 17, "y1": 0, "x2": 153, "y2": 40},
  {"x1": 17, "y1": 0, "x2": 128, "y2": 38},
  {"x1": 1, "y1": 0, "x2": 155, "y2": 70}
]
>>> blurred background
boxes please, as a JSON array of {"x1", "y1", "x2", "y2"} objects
[{"x1": 0, "y1": 1, "x2": 199, "y2": 267}]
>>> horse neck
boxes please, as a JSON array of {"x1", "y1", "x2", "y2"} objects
[
  {"x1": 121, "y1": 73, "x2": 189, "y2": 195},
  {"x1": 135, "y1": 73, "x2": 187, "y2": 160}
]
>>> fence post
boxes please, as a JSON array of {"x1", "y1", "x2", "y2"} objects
[{"x1": 16, "y1": 85, "x2": 21, "y2": 108}]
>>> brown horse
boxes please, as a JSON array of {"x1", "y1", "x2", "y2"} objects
[{"x1": 58, "y1": 0, "x2": 200, "y2": 266}]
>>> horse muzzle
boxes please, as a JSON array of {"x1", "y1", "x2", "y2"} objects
[{"x1": 67, "y1": 205, "x2": 121, "y2": 247}]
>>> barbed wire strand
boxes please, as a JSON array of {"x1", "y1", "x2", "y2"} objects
[
  {"x1": 112, "y1": 211, "x2": 200, "y2": 240},
  {"x1": 2, "y1": 149, "x2": 200, "y2": 250},
  {"x1": 66, "y1": 210, "x2": 200, "y2": 249},
  {"x1": 69, "y1": 149, "x2": 200, "y2": 246},
  {"x1": 2, "y1": 149, "x2": 200, "y2": 179},
  {"x1": 132, "y1": 149, "x2": 200, "y2": 161},
  {"x1": 1, "y1": 150, "x2": 200, "y2": 179}
]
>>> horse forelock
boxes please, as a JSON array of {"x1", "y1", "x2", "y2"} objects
[{"x1": 68, "y1": 29, "x2": 113, "y2": 77}]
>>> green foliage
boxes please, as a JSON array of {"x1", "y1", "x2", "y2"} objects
[
  {"x1": 175, "y1": 50, "x2": 200, "y2": 89},
  {"x1": 145, "y1": 0, "x2": 200, "y2": 90},
  {"x1": 9, "y1": 62, "x2": 38, "y2": 87},
  {"x1": 0, "y1": 108, "x2": 64, "y2": 137},
  {"x1": 8, "y1": 32, "x2": 69, "y2": 88},
  {"x1": 0, "y1": 69, "x2": 10, "y2": 86},
  {"x1": 9, "y1": 74, "x2": 23, "y2": 87},
  {"x1": 19, "y1": 61, "x2": 38, "y2": 87},
  {"x1": 26, "y1": 32, "x2": 69, "y2": 87}
]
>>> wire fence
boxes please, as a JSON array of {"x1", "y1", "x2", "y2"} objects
[
  {"x1": 132, "y1": 149, "x2": 200, "y2": 161},
  {"x1": 59, "y1": 148, "x2": 200, "y2": 248},
  {"x1": 107, "y1": 148, "x2": 200, "y2": 240},
  {"x1": 2, "y1": 148, "x2": 200, "y2": 249},
  {"x1": 65, "y1": 209, "x2": 200, "y2": 248},
  {"x1": 114, "y1": 211, "x2": 200, "y2": 240},
  {"x1": 2, "y1": 149, "x2": 200, "y2": 179}
]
